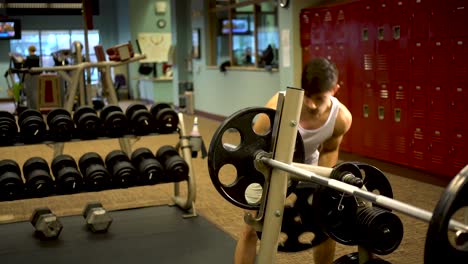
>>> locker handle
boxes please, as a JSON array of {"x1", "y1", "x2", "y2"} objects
[
  {"x1": 451, "y1": 100, "x2": 455, "y2": 108},
  {"x1": 394, "y1": 108, "x2": 401, "y2": 122},
  {"x1": 428, "y1": 144, "x2": 432, "y2": 151},
  {"x1": 363, "y1": 104, "x2": 369, "y2": 118},
  {"x1": 378, "y1": 106, "x2": 385, "y2": 120}
]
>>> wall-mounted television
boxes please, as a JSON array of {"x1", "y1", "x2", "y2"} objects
[
  {"x1": 0, "y1": 19, "x2": 21, "y2": 40},
  {"x1": 221, "y1": 19, "x2": 249, "y2": 35}
]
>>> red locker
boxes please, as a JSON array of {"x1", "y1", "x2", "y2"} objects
[
  {"x1": 428, "y1": 83, "x2": 448, "y2": 128},
  {"x1": 390, "y1": 0, "x2": 411, "y2": 46},
  {"x1": 410, "y1": 40, "x2": 429, "y2": 80},
  {"x1": 453, "y1": 38, "x2": 468, "y2": 83},
  {"x1": 321, "y1": 9, "x2": 335, "y2": 43},
  {"x1": 450, "y1": 0, "x2": 468, "y2": 37},
  {"x1": 361, "y1": 81, "x2": 378, "y2": 158},
  {"x1": 409, "y1": 125, "x2": 428, "y2": 169},
  {"x1": 374, "y1": 82, "x2": 392, "y2": 161},
  {"x1": 335, "y1": 63, "x2": 352, "y2": 152},
  {"x1": 334, "y1": 7, "x2": 347, "y2": 43},
  {"x1": 429, "y1": 39, "x2": 453, "y2": 82},
  {"x1": 300, "y1": 10, "x2": 313, "y2": 48},
  {"x1": 410, "y1": 0, "x2": 430, "y2": 39},
  {"x1": 449, "y1": 83, "x2": 468, "y2": 131},
  {"x1": 391, "y1": 81, "x2": 410, "y2": 165},
  {"x1": 428, "y1": 127, "x2": 450, "y2": 176},
  {"x1": 449, "y1": 130, "x2": 468, "y2": 176},
  {"x1": 409, "y1": 82, "x2": 428, "y2": 125},
  {"x1": 302, "y1": 47, "x2": 312, "y2": 65},
  {"x1": 429, "y1": 1, "x2": 451, "y2": 38},
  {"x1": 310, "y1": 10, "x2": 323, "y2": 44}
]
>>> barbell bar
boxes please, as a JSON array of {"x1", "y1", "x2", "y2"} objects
[{"x1": 258, "y1": 151, "x2": 468, "y2": 233}]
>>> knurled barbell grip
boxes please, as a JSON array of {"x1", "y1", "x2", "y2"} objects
[{"x1": 260, "y1": 156, "x2": 468, "y2": 233}]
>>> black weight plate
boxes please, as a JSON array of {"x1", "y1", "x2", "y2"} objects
[
  {"x1": 207, "y1": 107, "x2": 305, "y2": 210},
  {"x1": 131, "y1": 147, "x2": 154, "y2": 162},
  {"x1": 156, "y1": 108, "x2": 179, "y2": 134},
  {"x1": 150, "y1": 103, "x2": 172, "y2": 117},
  {"x1": 23, "y1": 157, "x2": 50, "y2": 177},
  {"x1": 46, "y1": 108, "x2": 71, "y2": 126},
  {"x1": 156, "y1": 145, "x2": 179, "y2": 160},
  {"x1": 0, "y1": 172, "x2": 24, "y2": 201},
  {"x1": 100, "y1": 105, "x2": 123, "y2": 121},
  {"x1": 424, "y1": 165, "x2": 468, "y2": 264},
  {"x1": 79, "y1": 152, "x2": 105, "y2": 172},
  {"x1": 105, "y1": 150, "x2": 129, "y2": 167},
  {"x1": 125, "y1": 103, "x2": 147, "y2": 120},
  {"x1": 0, "y1": 159, "x2": 21, "y2": 176},
  {"x1": 332, "y1": 252, "x2": 392, "y2": 264},
  {"x1": 131, "y1": 109, "x2": 155, "y2": 135},
  {"x1": 0, "y1": 110, "x2": 16, "y2": 121},
  {"x1": 352, "y1": 162, "x2": 393, "y2": 200},
  {"x1": 51, "y1": 154, "x2": 78, "y2": 175},
  {"x1": 18, "y1": 109, "x2": 43, "y2": 127},
  {"x1": 73, "y1": 106, "x2": 97, "y2": 124}
]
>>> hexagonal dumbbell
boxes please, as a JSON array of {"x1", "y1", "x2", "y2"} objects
[
  {"x1": 82, "y1": 202, "x2": 113, "y2": 233},
  {"x1": 73, "y1": 106, "x2": 102, "y2": 139},
  {"x1": 30, "y1": 207, "x2": 63, "y2": 240},
  {"x1": 150, "y1": 103, "x2": 179, "y2": 134},
  {"x1": 125, "y1": 103, "x2": 155, "y2": 135},
  {"x1": 46, "y1": 108, "x2": 75, "y2": 142},
  {"x1": 0, "y1": 110, "x2": 18, "y2": 146},
  {"x1": 131, "y1": 147, "x2": 164, "y2": 185},
  {"x1": 99, "y1": 105, "x2": 129, "y2": 137},
  {"x1": 23, "y1": 157, "x2": 55, "y2": 198},
  {"x1": 155, "y1": 145, "x2": 189, "y2": 182},
  {"x1": 105, "y1": 150, "x2": 138, "y2": 188},
  {"x1": 51, "y1": 154, "x2": 83, "y2": 194},
  {"x1": 0, "y1": 159, "x2": 24, "y2": 201},
  {"x1": 78, "y1": 152, "x2": 111, "y2": 192},
  {"x1": 18, "y1": 109, "x2": 47, "y2": 143}
]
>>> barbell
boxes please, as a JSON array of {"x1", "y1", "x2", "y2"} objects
[{"x1": 207, "y1": 103, "x2": 468, "y2": 263}]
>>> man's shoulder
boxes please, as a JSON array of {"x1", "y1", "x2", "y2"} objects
[{"x1": 334, "y1": 102, "x2": 352, "y2": 136}]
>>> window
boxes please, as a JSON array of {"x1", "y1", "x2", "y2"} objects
[
  {"x1": 10, "y1": 29, "x2": 101, "y2": 82},
  {"x1": 208, "y1": 0, "x2": 279, "y2": 69}
]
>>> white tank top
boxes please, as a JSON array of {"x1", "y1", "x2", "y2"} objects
[{"x1": 298, "y1": 96, "x2": 340, "y2": 165}]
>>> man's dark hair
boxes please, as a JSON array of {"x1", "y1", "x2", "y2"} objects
[{"x1": 301, "y1": 57, "x2": 338, "y2": 96}]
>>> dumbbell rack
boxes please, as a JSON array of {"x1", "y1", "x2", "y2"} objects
[{"x1": 1, "y1": 54, "x2": 197, "y2": 217}]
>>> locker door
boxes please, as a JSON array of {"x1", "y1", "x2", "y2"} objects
[
  {"x1": 375, "y1": 82, "x2": 392, "y2": 161},
  {"x1": 334, "y1": 8, "x2": 347, "y2": 43},
  {"x1": 322, "y1": 9, "x2": 334, "y2": 43},
  {"x1": 410, "y1": 40, "x2": 429, "y2": 80},
  {"x1": 391, "y1": 81, "x2": 410, "y2": 165},
  {"x1": 453, "y1": 38, "x2": 468, "y2": 83},
  {"x1": 430, "y1": 39, "x2": 453, "y2": 82},
  {"x1": 409, "y1": 82, "x2": 428, "y2": 125},
  {"x1": 428, "y1": 127, "x2": 450, "y2": 176},
  {"x1": 450, "y1": 130, "x2": 468, "y2": 177},
  {"x1": 429, "y1": 1, "x2": 451, "y2": 38},
  {"x1": 428, "y1": 83, "x2": 448, "y2": 129},
  {"x1": 449, "y1": 83, "x2": 468, "y2": 132},
  {"x1": 451, "y1": 0, "x2": 468, "y2": 37},
  {"x1": 409, "y1": 125, "x2": 428, "y2": 170},
  {"x1": 391, "y1": 0, "x2": 411, "y2": 47},
  {"x1": 303, "y1": 46, "x2": 311, "y2": 65},
  {"x1": 410, "y1": 0, "x2": 430, "y2": 39},
  {"x1": 361, "y1": 81, "x2": 378, "y2": 157},
  {"x1": 375, "y1": 0, "x2": 392, "y2": 85},
  {"x1": 359, "y1": 0, "x2": 376, "y2": 81},
  {"x1": 310, "y1": 44, "x2": 324, "y2": 59},
  {"x1": 300, "y1": 10, "x2": 313, "y2": 48},
  {"x1": 310, "y1": 10, "x2": 323, "y2": 44}
]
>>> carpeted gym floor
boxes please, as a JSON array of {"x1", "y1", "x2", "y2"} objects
[{"x1": 0, "y1": 100, "x2": 457, "y2": 263}]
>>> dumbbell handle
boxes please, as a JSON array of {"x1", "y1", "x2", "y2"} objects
[{"x1": 260, "y1": 155, "x2": 468, "y2": 233}]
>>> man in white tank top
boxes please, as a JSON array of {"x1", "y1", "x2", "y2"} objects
[{"x1": 235, "y1": 58, "x2": 353, "y2": 264}]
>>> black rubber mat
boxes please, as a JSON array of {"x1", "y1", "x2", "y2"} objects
[{"x1": 0, "y1": 206, "x2": 236, "y2": 264}]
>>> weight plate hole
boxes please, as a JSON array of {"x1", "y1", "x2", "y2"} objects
[
  {"x1": 252, "y1": 113, "x2": 271, "y2": 136},
  {"x1": 218, "y1": 164, "x2": 237, "y2": 187},
  {"x1": 244, "y1": 183, "x2": 263, "y2": 205},
  {"x1": 222, "y1": 128, "x2": 241, "y2": 151}
]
